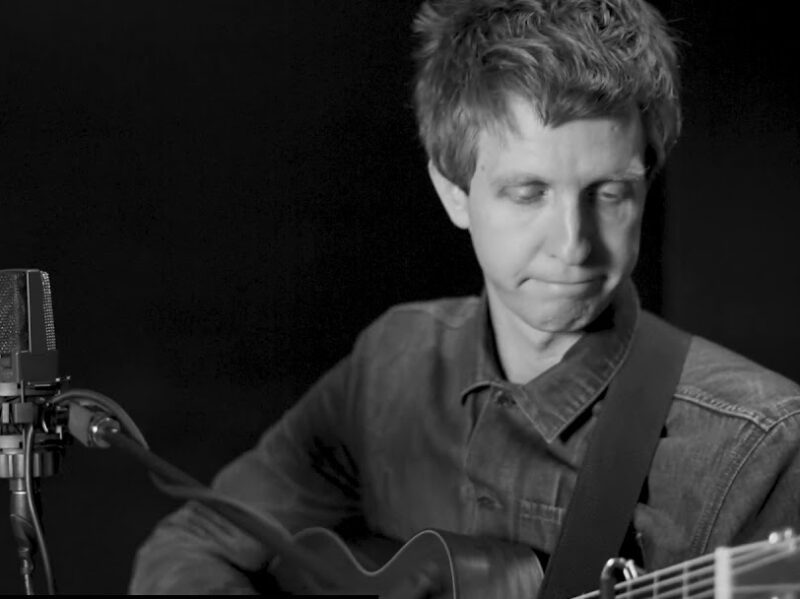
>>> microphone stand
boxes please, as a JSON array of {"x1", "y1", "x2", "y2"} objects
[
  {"x1": 8, "y1": 477, "x2": 39, "y2": 594},
  {"x1": 1, "y1": 382, "x2": 69, "y2": 595},
  {"x1": 1, "y1": 387, "x2": 347, "y2": 595}
]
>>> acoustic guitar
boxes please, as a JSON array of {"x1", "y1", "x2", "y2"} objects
[{"x1": 268, "y1": 526, "x2": 800, "y2": 599}]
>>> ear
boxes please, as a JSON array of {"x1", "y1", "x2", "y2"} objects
[{"x1": 427, "y1": 161, "x2": 470, "y2": 230}]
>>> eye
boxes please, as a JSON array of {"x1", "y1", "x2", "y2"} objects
[
  {"x1": 589, "y1": 181, "x2": 634, "y2": 205},
  {"x1": 505, "y1": 183, "x2": 549, "y2": 205}
]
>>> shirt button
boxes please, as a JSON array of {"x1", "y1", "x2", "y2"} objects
[
  {"x1": 476, "y1": 495, "x2": 497, "y2": 509},
  {"x1": 496, "y1": 392, "x2": 514, "y2": 407}
]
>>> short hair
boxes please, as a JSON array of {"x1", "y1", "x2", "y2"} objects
[{"x1": 412, "y1": 0, "x2": 681, "y2": 190}]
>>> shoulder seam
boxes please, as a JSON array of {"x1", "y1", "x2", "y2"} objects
[
  {"x1": 673, "y1": 385, "x2": 800, "y2": 431},
  {"x1": 380, "y1": 297, "x2": 481, "y2": 330}
]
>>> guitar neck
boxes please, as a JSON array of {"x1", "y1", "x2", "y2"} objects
[{"x1": 571, "y1": 533, "x2": 800, "y2": 599}]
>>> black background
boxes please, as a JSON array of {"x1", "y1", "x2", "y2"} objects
[{"x1": 0, "y1": 0, "x2": 799, "y2": 594}]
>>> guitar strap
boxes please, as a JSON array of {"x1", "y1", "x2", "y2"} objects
[{"x1": 537, "y1": 311, "x2": 691, "y2": 599}]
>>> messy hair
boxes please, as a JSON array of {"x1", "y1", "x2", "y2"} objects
[{"x1": 412, "y1": 0, "x2": 681, "y2": 190}]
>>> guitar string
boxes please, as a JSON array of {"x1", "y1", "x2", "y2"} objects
[
  {"x1": 733, "y1": 583, "x2": 800, "y2": 594},
  {"x1": 618, "y1": 548, "x2": 796, "y2": 599},
  {"x1": 570, "y1": 553, "x2": 716, "y2": 599},
  {"x1": 605, "y1": 555, "x2": 716, "y2": 598},
  {"x1": 571, "y1": 539, "x2": 796, "y2": 599},
  {"x1": 612, "y1": 541, "x2": 797, "y2": 599},
  {"x1": 569, "y1": 575, "x2": 713, "y2": 599},
  {"x1": 604, "y1": 541, "x2": 764, "y2": 599},
  {"x1": 613, "y1": 566, "x2": 714, "y2": 599},
  {"x1": 573, "y1": 569, "x2": 732, "y2": 599},
  {"x1": 725, "y1": 544, "x2": 800, "y2": 578}
]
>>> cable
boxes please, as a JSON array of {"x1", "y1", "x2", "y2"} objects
[
  {"x1": 98, "y1": 426, "x2": 346, "y2": 590},
  {"x1": 23, "y1": 425, "x2": 56, "y2": 595},
  {"x1": 55, "y1": 388, "x2": 180, "y2": 497},
  {"x1": 52, "y1": 389, "x2": 147, "y2": 448},
  {"x1": 55, "y1": 389, "x2": 348, "y2": 590},
  {"x1": 22, "y1": 571, "x2": 33, "y2": 595}
]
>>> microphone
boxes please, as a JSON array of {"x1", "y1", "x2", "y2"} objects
[
  {"x1": 0, "y1": 269, "x2": 68, "y2": 594},
  {"x1": 0, "y1": 269, "x2": 326, "y2": 594},
  {"x1": 0, "y1": 269, "x2": 59, "y2": 392}
]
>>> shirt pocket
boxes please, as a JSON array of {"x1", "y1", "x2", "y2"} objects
[{"x1": 516, "y1": 498, "x2": 564, "y2": 554}]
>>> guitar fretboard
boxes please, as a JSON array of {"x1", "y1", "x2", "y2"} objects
[{"x1": 571, "y1": 533, "x2": 800, "y2": 599}]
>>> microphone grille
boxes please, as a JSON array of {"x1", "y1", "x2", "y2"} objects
[
  {"x1": 0, "y1": 270, "x2": 28, "y2": 355},
  {"x1": 40, "y1": 271, "x2": 56, "y2": 351},
  {"x1": 0, "y1": 269, "x2": 57, "y2": 355}
]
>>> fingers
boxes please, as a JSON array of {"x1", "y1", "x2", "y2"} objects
[{"x1": 380, "y1": 561, "x2": 447, "y2": 599}]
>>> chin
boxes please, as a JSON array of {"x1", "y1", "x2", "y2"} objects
[
  {"x1": 519, "y1": 296, "x2": 610, "y2": 334},
  {"x1": 529, "y1": 313, "x2": 596, "y2": 334}
]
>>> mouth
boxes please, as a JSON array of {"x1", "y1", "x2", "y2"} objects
[
  {"x1": 542, "y1": 279, "x2": 598, "y2": 285},
  {"x1": 533, "y1": 276, "x2": 605, "y2": 286},
  {"x1": 524, "y1": 276, "x2": 606, "y2": 294}
]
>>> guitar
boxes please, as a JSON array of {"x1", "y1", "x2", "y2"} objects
[{"x1": 268, "y1": 527, "x2": 800, "y2": 598}]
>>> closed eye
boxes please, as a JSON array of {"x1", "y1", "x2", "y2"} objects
[
  {"x1": 502, "y1": 182, "x2": 549, "y2": 205},
  {"x1": 586, "y1": 180, "x2": 637, "y2": 205}
]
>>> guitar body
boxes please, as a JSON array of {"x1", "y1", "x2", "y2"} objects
[{"x1": 268, "y1": 527, "x2": 544, "y2": 598}]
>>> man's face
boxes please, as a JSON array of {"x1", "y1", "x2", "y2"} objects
[{"x1": 432, "y1": 97, "x2": 647, "y2": 335}]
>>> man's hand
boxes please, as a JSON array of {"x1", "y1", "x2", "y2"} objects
[{"x1": 381, "y1": 559, "x2": 448, "y2": 599}]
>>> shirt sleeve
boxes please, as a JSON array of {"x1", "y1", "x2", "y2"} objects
[
  {"x1": 706, "y1": 408, "x2": 800, "y2": 555},
  {"x1": 128, "y1": 353, "x2": 363, "y2": 594}
]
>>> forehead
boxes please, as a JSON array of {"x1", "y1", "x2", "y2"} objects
[{"x1": 473, "y1": 97, "x2": 646, "y2": 184}]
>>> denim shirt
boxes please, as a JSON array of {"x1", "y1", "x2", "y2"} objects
[{"x1": 129, "y1": 281, "x2": 800, "y2": 594}]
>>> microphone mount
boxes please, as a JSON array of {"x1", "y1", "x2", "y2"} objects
[
  {"x1": 0, "y1": 376, "x2": 70, "y2": 595},
  {"x1": 0, "y1": 379, "x2": 70, "y2": 479}
]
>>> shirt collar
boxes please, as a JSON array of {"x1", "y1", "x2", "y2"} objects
[{"x1": 459, "y1": 279, "x2": 640, "y2": 443}]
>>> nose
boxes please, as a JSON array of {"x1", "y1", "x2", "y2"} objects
[{"x1": 546, "y1": 197, "x2": 592, "y2": 265}]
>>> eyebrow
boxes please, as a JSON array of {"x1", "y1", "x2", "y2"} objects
[
  {"x1": 607, "y1": 165, "x2": 647, "y2": 181},
  {"x1": 491, "y1": 173, "x2": 549, "y2": 190},
  {"x1": 492, "y1": 166, "x2": 647, "y2": 189}
]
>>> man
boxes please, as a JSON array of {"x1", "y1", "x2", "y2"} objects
[{"x1": 130, "y1": 0, "x2": 800, "y2": 595}]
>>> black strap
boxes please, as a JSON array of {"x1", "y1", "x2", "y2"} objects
[{"x1": 537, "y1": 312, "x2": 691, "y2": 599}]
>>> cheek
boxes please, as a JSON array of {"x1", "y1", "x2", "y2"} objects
[
  {"x1": 599, "y1": 210, "x2": 644, "y2": 266},
  {"x1": 469, "y1": 214, "x2": 537, "y2": 279}
]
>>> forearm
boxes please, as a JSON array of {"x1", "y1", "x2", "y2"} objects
[
  {"x1": 130, "y1": 357, "x2": 363, "y2": 594},
  {"x1": 129, "y1": 502, "x2": 271, "y2": 594}
]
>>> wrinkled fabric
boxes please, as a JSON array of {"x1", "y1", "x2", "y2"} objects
[{"x1": 129, "y1": 281, "x2": 800, "y2": 594}]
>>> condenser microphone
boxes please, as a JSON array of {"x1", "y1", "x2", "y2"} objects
[
  {"x1": 0, "y1": 268, "x2": 67, "y2": 477},
  {"x1": 0, "y1": 269, "x2": 68, "y2": 594},
  {"x1": 0, "y1": 268, "x2": 68, "y2": 478},
  {"x1": 0, "y1": 269, "x2": 59, "y2": 396}
]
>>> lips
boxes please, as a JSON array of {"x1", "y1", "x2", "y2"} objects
[
  {"x1": 520, "y1": 277, "x2": 607, "y2": 297},
  {"x1": 531, "y1": 276, "x2": 605, "y2": 285}
]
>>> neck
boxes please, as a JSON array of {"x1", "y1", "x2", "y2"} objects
[{"x1": 488, "y1": 295, "x2": 583, "y2": 385}]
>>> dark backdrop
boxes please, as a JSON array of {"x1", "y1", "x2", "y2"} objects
[{"x1": 0, "y1": 1, "x2": 798, "y2": 594}]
